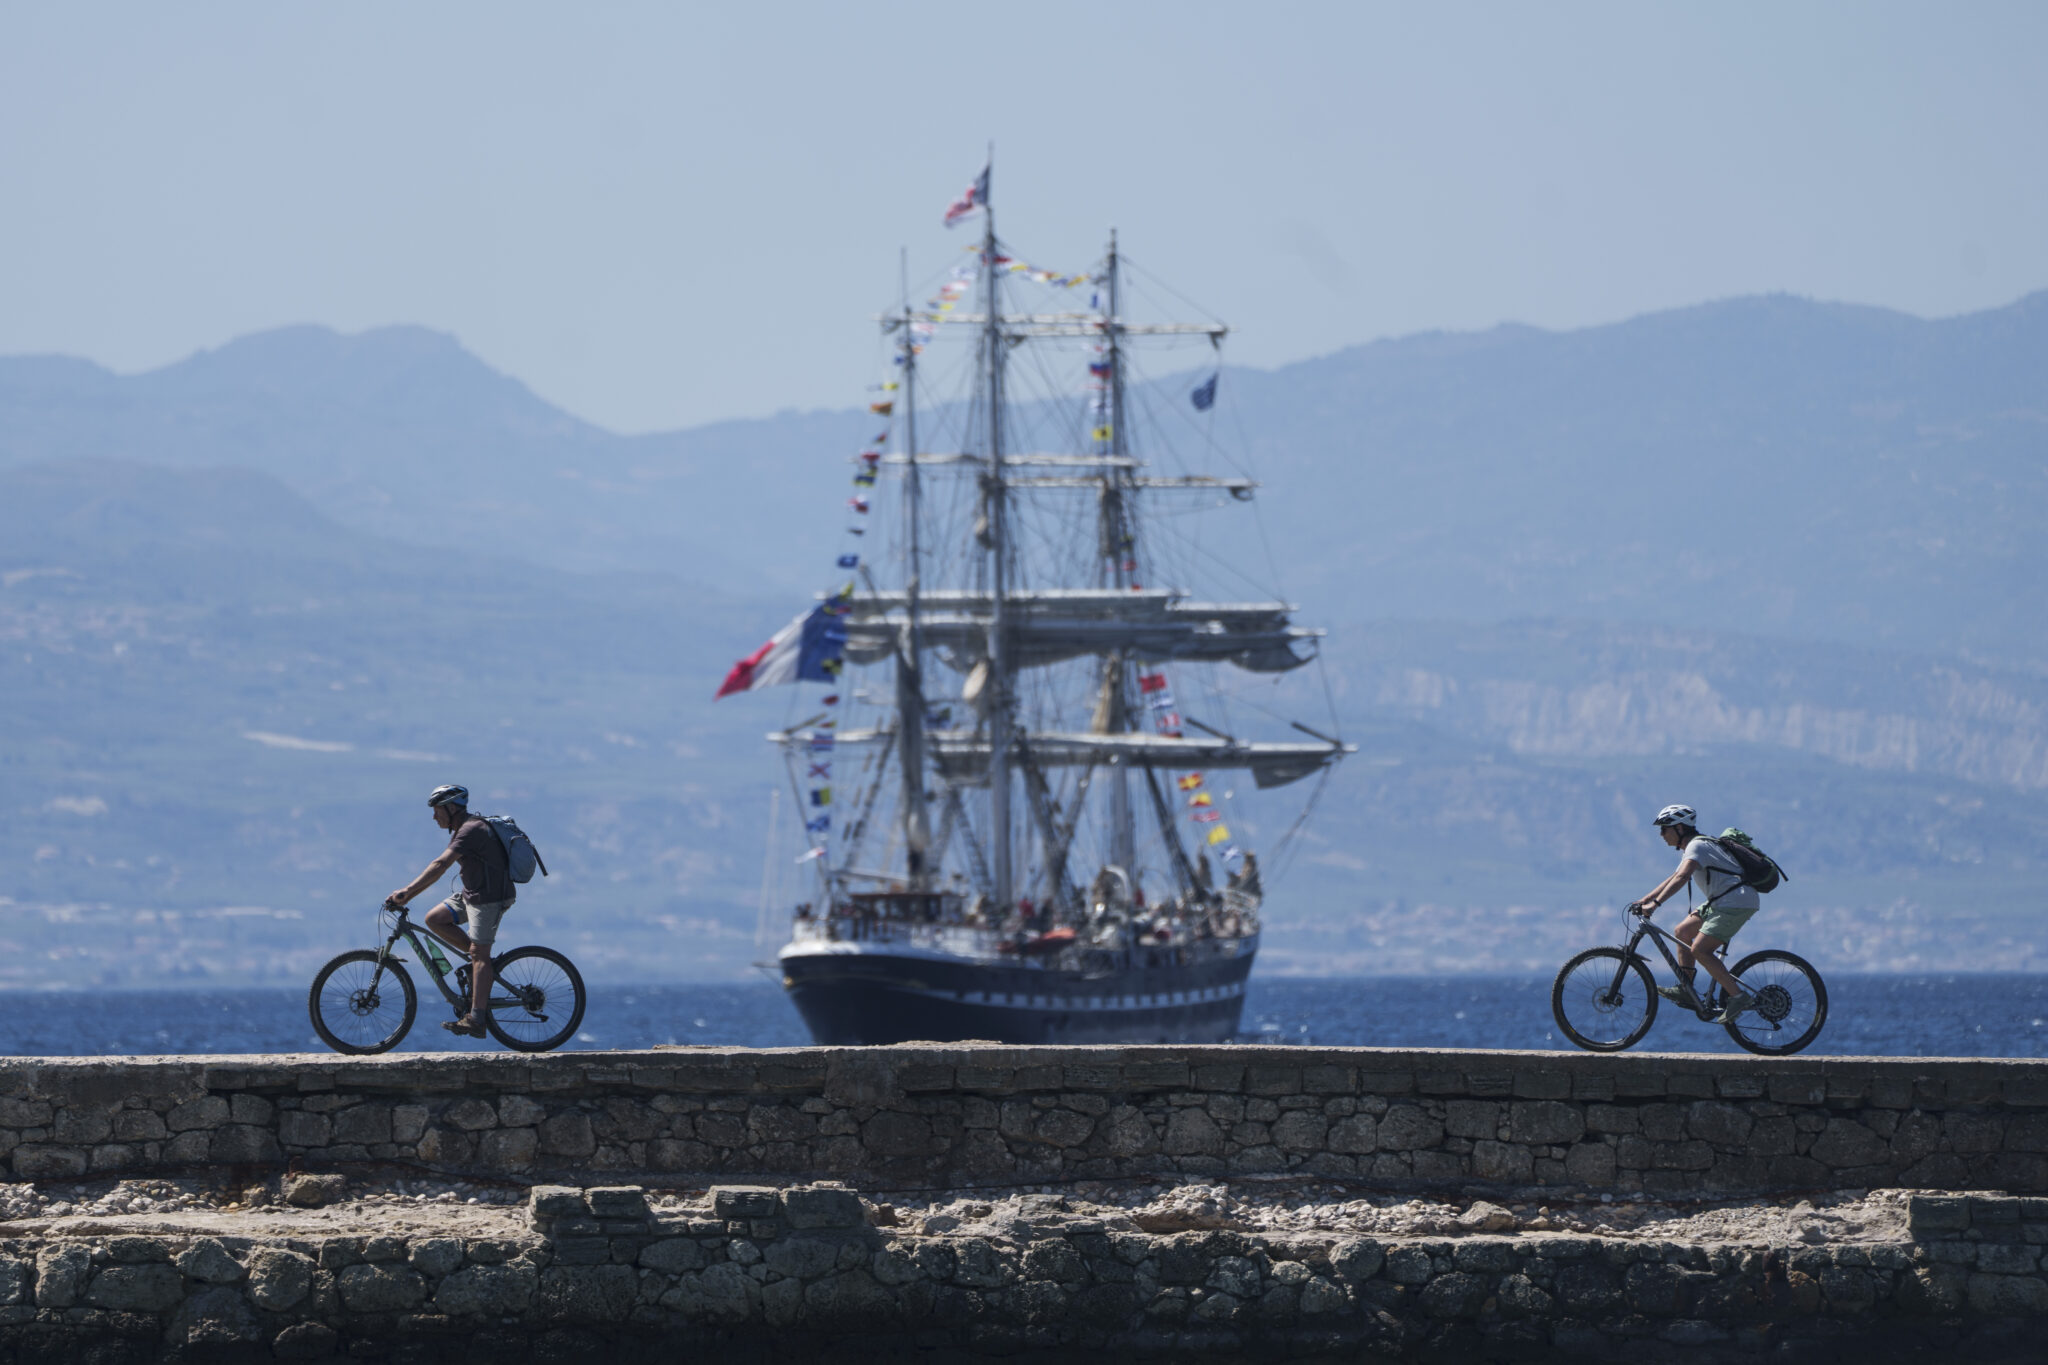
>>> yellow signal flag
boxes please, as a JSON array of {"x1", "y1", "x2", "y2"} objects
[
  {"x1": 1189, "y1": 792, "x2": 1214, "y2": 808},
  {"x1": 1177, "y1": 774, "x2": 1203, "y2": 791},
  {"x1": 1092, "y1": 425, "x2": 1113, "y2": 443},
  {"x1": 1205, "y1": 824, "x2": 1231, "y2": 846}
]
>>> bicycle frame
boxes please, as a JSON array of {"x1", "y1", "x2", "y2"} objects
[
  {"x1": 374, "y1": 905, "x2": 491, "y2": 1017},
  {"x1": 1610, "y1": 913, "x2": 1726, "y2": 1019}
]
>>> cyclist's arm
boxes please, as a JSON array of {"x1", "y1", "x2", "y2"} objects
[
  {"x1": 390, "y1": 848, "x2": 457, "y2": 906},
  {"x1": 1634, "y1": 858, "x2": 1699, "y2": 913}
]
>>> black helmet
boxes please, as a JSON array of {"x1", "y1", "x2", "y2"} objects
[{"x1": 428, "y1": 784, "x2": 470, "y2": 810}]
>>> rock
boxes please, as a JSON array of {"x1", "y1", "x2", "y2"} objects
[
  {"x1": 34, "y1": 1246, "x2": 90, "y2": 1307},
  {"x1": 245, "y1": 1249, "x2": 315, "y2": 1311},
  {"x1": 662, "y1": 1263, "x2": 760, "y2": 1322},
  {"x1": 436, "y1": 1263, "x2": 537, "y2": 1316},
  {"x1": 1299, "y1": 1275, "x2": 1351, "y2": 1314},
  {"x1": 1456, "y1": 1201, "x2": 1516, "y2": 1233},
  {"x1": 175, "y1": 1238, "x2": 245, "y2": 1284},
  {"x1": 639, "y1": 1238, "x2": 707, "y2": 1274},
  {"x1": 529, "y1": 1184, "x2": 589, "y2": 1220},
  {"x1": 442, "y1": 1098, "x2": 500, "y2": 1131},
  {"x1": 337, "y1": 1263, "x2": 427, "y2": 1313},
  {"x1": 168, "y1": 1284, "x2": 261, "y2": 1346},
  {"x1": 273, "y1": 1322, "x2": 339, "y2": 1360},
  {"x1": 86, "y1": 1263, "x2": 184, "y2": 1312},
  {"x1": 784, "y1": 1186, "x2": 864, "y2": 1229},
  {"x1": 499, "y1": 1094, "x2": 547, "y2": 1127},
  {"x1": 712, "y1": 1186, "x2": 780, "y2": 1219},
  {"x1": 538, "y1": 1264, "x2": 640, "y2": 1321},
  {"x1": 586, "y1": 1186, "x2": 650, "y2": 1220},
  {"x1": 765, "y1": 1236, "x2": 840, "y2": 1280},
  {"x1": 409, "y1": 1238, "x2": 464, "y2": 1277},
  {"x1": 540, "y1": 1113, "x2": 598, "y2": 1162}
]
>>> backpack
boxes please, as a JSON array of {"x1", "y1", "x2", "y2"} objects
[
  {"x1": 1711, "y1": 828, "x2": 1786, "y2": 895},
  {"x1": 482, "y1": 815, "x2": 549, "y2": 885}
]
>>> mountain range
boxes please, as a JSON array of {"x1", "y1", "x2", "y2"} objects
[{"x1": 1, "y1": 289, "x2": 2043, "y2": 986}]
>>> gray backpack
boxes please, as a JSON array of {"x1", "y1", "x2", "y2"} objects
[{"x1": 483, "y1": 815, "x2": 548, "y2": 885}]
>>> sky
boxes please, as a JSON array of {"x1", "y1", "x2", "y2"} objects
[{"x1": 2, "y1": 1, "x2": 2044, "y2": 434}]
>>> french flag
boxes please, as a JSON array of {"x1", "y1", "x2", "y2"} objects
[
  {"x1": 943, "y1": 165, "x2": 989, "y2": 228},
  {"x1": 715, "y1": 606, "x2": 847, "y2": 699}
]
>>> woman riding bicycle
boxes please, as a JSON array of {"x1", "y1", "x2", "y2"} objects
[{"x1": 1629, "y1": 803, "x2": 1757, "y2": 1024}]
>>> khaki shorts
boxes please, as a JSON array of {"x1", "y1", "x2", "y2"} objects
[
  {"x1": 1698, "y1": 901, "x2": 1760, "y2": 945},
  {"x1": 452, "y1": 892, "x2": 514, "y2": 949}
]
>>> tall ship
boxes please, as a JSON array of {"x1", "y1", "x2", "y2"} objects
[{"x1": 721, "y1": 167, "x2": 1348, "y2": 1044}]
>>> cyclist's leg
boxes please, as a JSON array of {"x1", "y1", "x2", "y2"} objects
[
  {"x1": 424, "y1": 897, "x2": 476, "y2": 957},
  {"x1": 1692, "y1": 930, "x2": 1743, "y2": 996},
  {"x1": 1670, "y1": 913, "x2": 1704, "y2": 975},
  {"x1": 462, "y1": 899, "x2": 514, "y2": 1021}
]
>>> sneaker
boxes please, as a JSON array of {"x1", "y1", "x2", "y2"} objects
[
  {"x1": 439, "y1": 1014, "x2": 487, "y2": 1038},
  {"x1": 1656, "y1": 982, "x2": 1697, "y2": 1005},
  {"x1": 1713, "y1": 992, "x2": 1756, "y2": 1025}
]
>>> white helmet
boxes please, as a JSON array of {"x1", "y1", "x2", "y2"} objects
[{"x1": 1654, "y1": 804, "x2": 1698, "y2": 829}]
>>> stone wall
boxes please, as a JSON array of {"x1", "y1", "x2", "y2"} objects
[
  {"x1": 3, "y1": 1046, "x2": 2045, "y2": 1197},
  {"x1": 1, "y1": 1183, "x2": 2045, "y2": 1363}
]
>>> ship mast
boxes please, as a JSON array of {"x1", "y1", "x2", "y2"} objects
[
  {"x1": 895, "y1": 251, "x2": 931, "y2": 889},
  {"x1": 981, "y1": 162, "x2": 1015, "y2": 910},
  {"x1": 1102, "y1": 228, "x2": 1136, "y2": 876}
]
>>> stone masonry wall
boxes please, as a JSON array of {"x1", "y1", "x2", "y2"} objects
[
  {"x1": 1, "y1": 1184, "x2": 2046, "y2": 1363},
  {"x1": 2, "y1": 1047, "x2": 2046, "y2": 1197}
]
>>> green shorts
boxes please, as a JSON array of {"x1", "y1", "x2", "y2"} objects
[{"x1": 1698, "y1": 901, "x2": 1760, "y2": 944}]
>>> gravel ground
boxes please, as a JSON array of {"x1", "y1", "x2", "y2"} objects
[
  {"x1": 884, "y1": 1182, "x2": 1914, "y2": 1246},
  {"x1": 0, "y1": 1175, "x2": 1914, "y2": 1247}
]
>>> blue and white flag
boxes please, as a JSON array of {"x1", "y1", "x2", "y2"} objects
[{"x1": 1190, "y1": 371, "x2": 1219, "y2": 412}]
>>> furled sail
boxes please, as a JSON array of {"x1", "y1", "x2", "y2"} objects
[
  {"x1": 836, "y1": 589, "x2": 1319, "y2": 674},
  {"x1": 790, "y1": 727, "x2": 1346, "y2": 790}
]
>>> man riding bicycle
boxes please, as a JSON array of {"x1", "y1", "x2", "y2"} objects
[
  {"x1": 1629, "y1": 803, "x2": 1757, "y2": 1024},
  {"x1": 385, "y1": 784, "x2": 512, "y2": 1038}
]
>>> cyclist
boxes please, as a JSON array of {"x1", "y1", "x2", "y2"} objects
[
  {"x1": 385, "y1": 784, "x2": 512, "y2": 1038},
  {"x1": 1629, "y1": 803, "x2": 1757, "y2": 1024}
]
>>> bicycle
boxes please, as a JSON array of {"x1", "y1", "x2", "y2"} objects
[
  {"x1": 1551, "y1": 903, "x2": 1827, "y2": 1055},
  {"x1": 308, "y1": 900, "x2": 586, "y2": 1055}
]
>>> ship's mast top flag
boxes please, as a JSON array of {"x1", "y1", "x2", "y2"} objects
[{"x1": 943, "y1": 163, "x2": 989, "y2": 228}]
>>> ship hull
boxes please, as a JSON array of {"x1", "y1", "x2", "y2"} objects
[{"x1": 780, "y1": 935, "x2": 1256, "y2": 1045}]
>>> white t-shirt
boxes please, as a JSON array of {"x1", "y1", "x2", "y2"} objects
[{"x1": 1682, "y1": 836, "x2": 1759, "y2": 913}]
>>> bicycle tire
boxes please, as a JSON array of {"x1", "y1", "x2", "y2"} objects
[
  {"x1": 309, "y1": 950, "x2": 417, "y2": 1055},
  {"x1": 1552, "y1": 947, "x2": 1659, "y2": 1052},
  {"x1": 1723, "y1": 949, "x2": 1828, "y2": 1056},
  {"x1": 484, "y1": 946, "x2": 586, "y2": 1053}
]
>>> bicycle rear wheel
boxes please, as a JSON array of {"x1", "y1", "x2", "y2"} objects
[
  {"x1": 484, "y1": 946, "x2": 586, "y2": 1053},
  {"x1": 1552, "y1": 947, "x2": 1658, "y2": 1052},
  {"x1": 1724, "y1": 949, "x2": 1828, "y2": 1055},
  {"x1": 309, "y1": 950, "x2": 417, "y2": 1055}
]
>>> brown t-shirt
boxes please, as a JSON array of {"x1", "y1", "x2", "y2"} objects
[{"x1": 448, "y1": 817, "x2": 514, "y2": 903}]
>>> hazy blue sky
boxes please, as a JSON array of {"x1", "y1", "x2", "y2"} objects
[{"x1": 2, "y1": 2, "x2": 2043, "y2": 433}]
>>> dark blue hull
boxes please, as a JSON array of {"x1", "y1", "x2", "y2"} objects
[{"x1": 780, "y1": 937, "x2": 1255, "y2": 1044}]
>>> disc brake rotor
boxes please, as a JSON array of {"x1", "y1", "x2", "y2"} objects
[{"x1": 1752, "y1": 983, "x2": 1793, "y2": 1024}]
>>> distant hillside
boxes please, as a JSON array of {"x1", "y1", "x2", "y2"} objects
[
  {"x1": 3, "y1": 292, "x2": 2044, "y2": 664},
  {"x1": 2, "y1": 291, "x2": 2045, "y2": 986}
]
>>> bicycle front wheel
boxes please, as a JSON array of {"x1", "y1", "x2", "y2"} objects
[
  {"x1": 1552, "y1": 947, "x2": 1658, "y2": 1052},
  {"x1": 485, "y1": 946, "x2": 586, "y2": 1053},
  {"x1": 309, "y1": 950, "x2": 417, "y2": 1054},
  {"x1": 1724, "y1": 949, "x2": 1828, "y2": 1055}
]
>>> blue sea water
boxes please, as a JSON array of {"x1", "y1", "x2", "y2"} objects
[{"x1": 4, "y1": 975, "x2": 2047, "y2": 1058}]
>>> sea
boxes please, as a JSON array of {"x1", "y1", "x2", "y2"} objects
[{"x1": 4, "y1": 975, "x2": 2047, "y2": 1058}]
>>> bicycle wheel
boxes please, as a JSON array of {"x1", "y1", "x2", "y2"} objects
[
  {"x1": 484, "y1": 946, "x2": 586, "y2": 1053},
  {"x1": 309, "y1": 951, "x2": 417, "y2": 1055},
  {"x1": 1723, "y1": 949, "x2": 1828, "y2": 1055},
  {"x1": 1552, "y1": 947, "x2": 1659, "y2": 1052}
]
